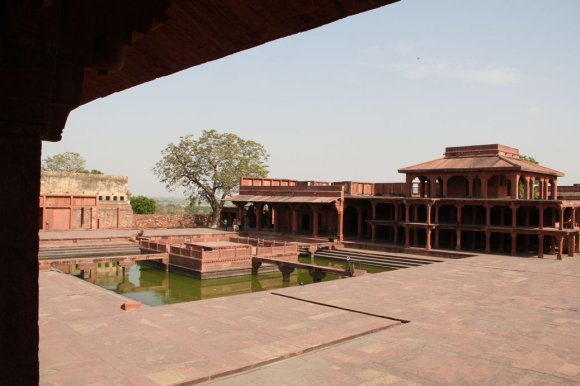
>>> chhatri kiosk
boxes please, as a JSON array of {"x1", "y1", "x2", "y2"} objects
[{"x1": 227, "y1": 144, "x2": 579, "y2": 259}]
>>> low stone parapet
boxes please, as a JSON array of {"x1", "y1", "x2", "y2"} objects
[{"x1": 133, "y1": 214, "x2": 210, "y2": 229}]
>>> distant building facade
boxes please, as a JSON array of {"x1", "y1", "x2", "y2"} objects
[
  {"x1": 40, "y1": 171, "x2": 133, "y2": 231},
  {"x1": 226, "y1": 144, "x2": 579, "y2": 259}
]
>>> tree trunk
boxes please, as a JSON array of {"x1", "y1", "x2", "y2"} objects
[{"x1": 209, "y1": 199, "x2": 222, "y2": 227}]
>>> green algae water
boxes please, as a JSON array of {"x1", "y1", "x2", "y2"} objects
[{"x1": 77, "y1": 256, "x2": 391, "y2": 306}]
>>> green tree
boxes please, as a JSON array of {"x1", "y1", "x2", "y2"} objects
[
  {"x1": 519, "y1": 155, "x2": 540, "y2": 198},
  {"x1": 42, "y1": 152, "x2": 103, "y2": 174},
  {"x1": 42, "y1": 152, "x2": 87, "y2": 172},
  {"x1": 153, "y1": 130, "x2": 269, "y2": 226},
  {"x1": 130, "y1": 195, "x2": 157, "y2": 214},
  {"x1": 520, "y1": 154, "x2": 539, "y2": 164}
]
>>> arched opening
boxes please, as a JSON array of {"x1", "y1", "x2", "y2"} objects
[
  {"x1": 411, "y1": 177, "x2": 420, "y2": 197},
  {"x1": 438, "y1": 229, "x2": 456, "y2": 249},
  {"x1": 516, "y1": 206, "x2": 539, "y2": 227},
  {"x1": 435, "y1": 177, "x2": 443, "y2": 197},
  {"x1": 564, "y1": 207, "x2": 574, "y2": 229},
  {"x1": 447, "y1": 176, "x2": 469, "y2": 198},
  {"x1": 343, "y1": 206, "x2": 358, "y2": 236},
  {"x1": 375, "y1": 224, "x2": 389, "y2": 242},
  {"x1": 438, "y1": 205, "x2": 457, "y2": 224},
  {"x1": 518, "y1": 176, "x2": 526, "y2": 199},
  {"x1": 473, "y1": 177, "x2": 482, "y2": 198},
  {"x1": 549, "y1": 179, "x2": 557, "y2": 199},
  {"x1": 543, "y1": 206, "x2": 556, "y2": 228},
  {"x1": 460, "y1": 231, "x2": 485, "y2": 251},
  {"x1": 415, "y1": 204, "x2": 428, "y2": 223},
  {"x1": 461, "y1": 205, "x2": 486, "y2": 225},
  {"x1": 490, "y1": 205, "x2": 512, "y2": 226},
  {"x1": 533, "y1": 178, "x2": 541, "y2": 199},
  {"x1": 376, "y1": 203, "x2": 395, "y2": 221},
  {"x1": 246, "y1": 204, "x2": 257, "y2": 228},
  {"x1": 487, "y1": 175, "x2": 509, "y2": 198}
]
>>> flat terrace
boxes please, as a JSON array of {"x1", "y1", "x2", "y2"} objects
[{"x1": 40, "y1": 253, "x2": 580, "y2": 385}]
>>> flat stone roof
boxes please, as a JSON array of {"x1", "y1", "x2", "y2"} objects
[
  {"x1": 40, "y1": 253, "x2": 580, "y2": 384},
  {"x1": 186, "y1": 241, "x2": 247, "y2": 249}
]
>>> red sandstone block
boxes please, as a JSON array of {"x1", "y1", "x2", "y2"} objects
[{"x1": 121, "y1": 302, "x2": 141, "y2": 311}]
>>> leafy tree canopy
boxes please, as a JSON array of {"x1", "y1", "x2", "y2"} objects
[
  {"x1": 130, "y1": 195, "x2": 157, "y2": 214},
  {"x1": 520, "y1": 154, "x2": 539, "y2": 164},
  {"x1": 42, "y1": 152, "x2": 103, "y2": 174},
  {"x1": 42, "y1": 152, "x2": 86, "y2": 172},
  {"x1": 153, "y1": 130, "x2": 269, "y2": 225}
]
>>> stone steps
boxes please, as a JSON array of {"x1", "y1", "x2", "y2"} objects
[
  {"x1": 310, "y1": 248, "x2": 442, "y2": 270},
  {"x1": 39, "y1": 242, "x2": 141, "y2": 260}
]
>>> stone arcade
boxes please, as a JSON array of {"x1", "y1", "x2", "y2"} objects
[{"x1": 227, "y1": 144, "x2": 580, "y2": 259}]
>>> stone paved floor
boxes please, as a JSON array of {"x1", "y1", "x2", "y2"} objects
[{"x1": 40, "y1": 254, "x2": 580, "y2": 385}]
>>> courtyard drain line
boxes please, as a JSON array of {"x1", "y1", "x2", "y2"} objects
[
  {"x1": 178, "y1": 294, "x2": 411, "y2": 385},
  {"x1": 270, "y1": 291, "x2": 411, "y2": 324}
]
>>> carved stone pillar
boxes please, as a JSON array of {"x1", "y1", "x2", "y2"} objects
[
  {"x1": 255, "y1": 203, "x2": 264, "y2": 231},
  {"x1": 456, "y1": 204, "x2": 463, "y2": 224},
  {"x1": 291, "y1": 206, "x2": 299, "y2": 234},
  {"x1": 0, "y1": 134, "x2": 41, "y2": 383},
  {"x1": 426, "y1": 228, "x2": 432, "y2": 251},
  {"x1": 456, "y1": 230, "x2": 462, "y2": 251},
  {"x1": 481, "y1": 175, "x2": 489, "y2": 198},
  {"x1": 467, "y1": 176, "x2": 474, "y2": 197},
  {"x1": 511, "y1": 232, "x2": 518, "y2": 256},
  {"x1": 485, "y1": 230, "x2": 491, "y2": 253},
  {"x1": 335, "y1": 200, "x2": 344, "y2": 242},
  {"x1": 273, "y1": 205, "x2": 280, "y2": 232},
  {"x1": 538, "y1": 234, "x2": 544, "y2": 258},
  {"x1": 311, "y1": 206, "x2": 320, "y2": 238},
  {"x1": 513, "y1": 174, "x2": 520, "y2": 199},
  {"x1": 556, "y1": 235, "x2": 563, "y2": 260},
  {"x1": 486, "y1": 204, "x2": 491, "y2": 226}
]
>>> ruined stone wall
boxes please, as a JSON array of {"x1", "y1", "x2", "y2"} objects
[
  {"x1": 41, "y1": 171, "x2": 129, "y2": 199},
  {"x1": 133, "y1": 214, "x2": 210, "y2": 229},
  {"x1": 97, "y1": 207, "x2": 134, "y2": 229}
]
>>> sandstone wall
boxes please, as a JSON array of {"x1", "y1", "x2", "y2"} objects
[
  {"x1": 41, "y1": 171, "x2": 129, "y2": 199},
  {"x1": 133, "y1": 214, "x2": 210, "y2": 229}
]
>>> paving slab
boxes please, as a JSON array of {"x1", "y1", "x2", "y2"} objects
[
  {"x1": 40, "y1": 253, "x2": 580, "y2": 385},
  {"x1": 212, "y1": 254, "x2": 580, "y2": 385},
  {"x1": 40, "y1": 271, "x2": 398, "y2": 385}
]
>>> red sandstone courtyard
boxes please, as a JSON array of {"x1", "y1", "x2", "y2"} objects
[{"x1": 40, "y1": 249, "x2": 580, "y2": 385}]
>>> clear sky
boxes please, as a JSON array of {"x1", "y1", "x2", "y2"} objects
[{"x1": 43, "y1": 0, "x2": 580, "y2": 198}]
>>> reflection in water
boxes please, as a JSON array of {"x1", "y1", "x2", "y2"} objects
[{"x1": 72, "y1": 256, "x2": 390, "y2": 306}]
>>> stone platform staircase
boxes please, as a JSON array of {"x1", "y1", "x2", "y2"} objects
[
  {"x1": 305, "y1": 247, "x2": 443, "y2": 270},
  {"x1": 39, "y1": 242, "x2": 141, "y2": 260}
]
